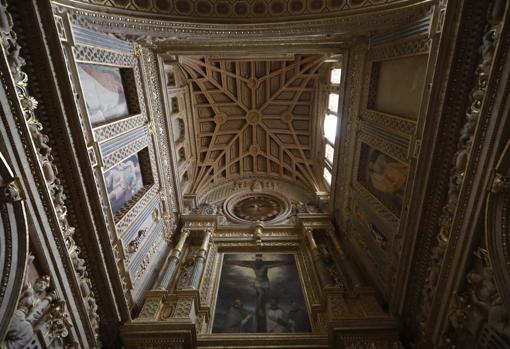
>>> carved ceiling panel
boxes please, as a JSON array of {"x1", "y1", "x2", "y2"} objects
[{"x1": 179, "y1": 55, "x2": 326, "y2": 194}]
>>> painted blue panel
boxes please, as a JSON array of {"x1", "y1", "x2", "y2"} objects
[
  {"x1": 371, "y1": 15, "x2": 432, "y2": 45},
  {"x1": 362, "y1": 123, "x2": 409, "y2": 149},
  {"x1": 73, "y1": 26, "x2": 133, "y2": 53},
  {"x1": 121, "y1": 196, "x2": 160, "y2": 245},
  {"x1": 130, "y1": 220, "x2": 164, "y2": 274},
  {"x1": 100, "y1": 126, "x2": 147, "y2": 156}
]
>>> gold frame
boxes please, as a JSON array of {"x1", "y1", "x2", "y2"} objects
[{"x1": 206, "y1": 247, "x2": 317, "y2": 335}]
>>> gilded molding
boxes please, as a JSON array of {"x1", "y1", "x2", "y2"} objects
[{"x1": 139, "y1": 47, "x2": 178, "y2": 216}]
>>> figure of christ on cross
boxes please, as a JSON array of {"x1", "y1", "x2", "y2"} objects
[{"x1": 224, "y1": 254, "x2": 292, "y2": 332}]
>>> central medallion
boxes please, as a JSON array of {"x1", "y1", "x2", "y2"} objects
[
  {"x1": 246, "y1": 110, "x2": 262, "y2": 125},
  {"x1": 233, "y1": 195, "x2": 282, "y2": 222},
  {"x1": 224, "y1": 191, "x2": 291, "y2": 224}
]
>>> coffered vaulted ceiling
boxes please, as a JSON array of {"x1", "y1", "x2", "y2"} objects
[{"x1": 179, "y1": 55, "x2": 328, "y2": 194}]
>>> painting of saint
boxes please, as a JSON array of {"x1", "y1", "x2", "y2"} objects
[
  {"x1": 104, "y1": 153, "x2": 144, "y2": 214},
  {"x1": 357, "y1": 143, "x2": 408, "y2": 215},
  {"x1": 212, "y1": 253, "x2": 311, "y2": 334},
  {"x1": 77, "y1": 63, "x2": 129, "y2": 125}
]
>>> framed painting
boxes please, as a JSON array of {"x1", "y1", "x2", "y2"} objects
[
  {"x1": 104, "y1": 152, "x2": 144, "y2": 215},
  {"x1": 212, "y1": 253, "x2": 311, "y2": 334},
  {"x1": 77, "y1": 63, "x2": 129, "y2": 125},
  {"x1": 357, "y1": 142, "x2": 408, "y2": 216}
]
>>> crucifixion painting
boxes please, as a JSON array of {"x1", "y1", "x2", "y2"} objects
[{"x1": 212, "y1": 253, "x2": 311, "y2": 334}]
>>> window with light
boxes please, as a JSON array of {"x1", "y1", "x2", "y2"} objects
[{"x1": 323, "y1": 66, "x2": 342, "y2": 186}]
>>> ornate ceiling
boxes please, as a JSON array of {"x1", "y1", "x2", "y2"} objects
[{"x1": 179, "y1": 55, "x2": 327, "y2": 194}]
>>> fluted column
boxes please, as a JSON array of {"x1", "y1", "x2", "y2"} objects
[
  {"x1": 156, "y1": 228, "x2": 190, "y2": 290},
  {"x1": 327, "y1": 227, "x2": 361, "y2": 288},
  {"x1": 305, "y1": 227, "x2": 333, "y2": 287},
  {"x1": 189, "y1": 228, "x2": 213, "y2": 289}
]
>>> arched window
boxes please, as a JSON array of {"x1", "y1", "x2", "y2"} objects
[
  {"x1": 178, "y1": 147, "x2": 186, "y2": 162},
  {"x1": 177, "y1": 118, "x2": 185, "y2": 142},
  {"x1": 182, "y1": 171, "x2": 189, "y2": 183},
  {"x1": 171, "y1": 96, "x2": 180, "y2": 114},
  {"x1": 167, "y1": 71, "x2": 176, "y2": 86}
]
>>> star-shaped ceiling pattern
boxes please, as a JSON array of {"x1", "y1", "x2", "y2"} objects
[{"x1": 180, "y1": 54, "x2": 325, "y2": 194}]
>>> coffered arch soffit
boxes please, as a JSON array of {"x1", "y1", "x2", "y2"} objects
[
  {"x1": 60, "y1": 0, "x2": 433, "y2": 24},
  {"x1": 56, "y1": 0, "x2": 433, "y2": 51},
  {"x1": 179, "y1": 54, "x2": 327, "y2": 194}
]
